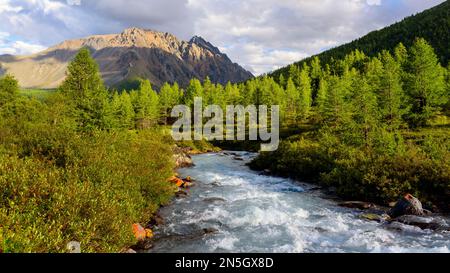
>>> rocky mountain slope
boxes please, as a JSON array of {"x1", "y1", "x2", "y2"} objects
[{"x1": 0, "y1": 27, "x2": 253, "y2": 89}]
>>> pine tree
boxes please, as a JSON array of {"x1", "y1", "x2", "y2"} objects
[
  {"x1": 288, "y1": 64, "x2": 301, "y2": 87},
  {"x1": 159, "y1": 82, "x2": 181, "y2": 124},
  {"x1": 315, "y1": 77, "x2": 328, "y2": 118},
  {"x1": 394, "y1": 42, "x2": 408, "y2": 67},
  {"x1": 378, "y1": 51, "x2": 407, "y2": 129},
  {"x1": 324, "y1": 75, "x2": 352, "y2": 128},
  {"x1": 184, "y1": 79, "x2": 203, "y2": 108},
  {"x1": 59, "y1": 48, "x2": 113, "y2": 131},
  {"x1": 284, "y1": 77, "x2": 300, "y2": 125},
  {"x1": 0, "y1": 74, "x2": 19, "y2": 106},
  {"x1": 351, "y1": 75, "x2": 379, "y2": 147},
  {"x1": 298, "y1": 64, "x2": 312, "y2": 120},
  {"x1": 404, "y1": 38, "x2": 446, "y2": 127},
  {"x1": 278, "y1": 74, "x2": 286, "y2": 89},
  {"x1": 310, "y1": 56, "x2": 322, "y2": 101},
  {"x1": 133, "y1": 79, "x2": 159, "y2": 127},
  {"x1": 111, "y1": 91, "x2": 134, "y2": 129}
]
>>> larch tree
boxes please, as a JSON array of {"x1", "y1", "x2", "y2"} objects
[
  {"x1": 59, "y1": 48, "x2": 113, "y2": 131},
  {"x1": 298, "y1": 64, "x2": 312, "y2": 120},
  {"x1": 378, "y1": 51, "x2": 408, "y2": 129},
  {"x1": 404, "y1": 38, "x2": 446, "y2": 127},
  {"x1": 284, "y1": 77, "x2": 300, "y2": 125}
]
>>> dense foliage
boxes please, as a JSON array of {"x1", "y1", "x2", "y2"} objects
[
  {"x1": 271, "y1": 0, "x2": 450, "y2": 81},
  {"x1": 0, "y1": 49, "x2": 175, "y2": 253}
]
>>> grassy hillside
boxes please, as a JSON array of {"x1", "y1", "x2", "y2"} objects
[{"x1": 271, "y1": 0, "x2": 450, "y2": 79}]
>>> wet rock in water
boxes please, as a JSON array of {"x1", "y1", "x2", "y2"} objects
[
  {"x1": 210, "y1": 181, "x2": 222, "y2": 187},
  {"x1": 360, "y1": 213, "x2": 390, "y2": 223},
  {"x1": 389, "y1": 194, "x2": 424, "y2": 218},
  {"x1": 306, "y1": 186, "x2": 322, "y2": 191},
  {"x1": 339, "y1": 201, "x2": 375, "y2": 210},
  {"x1": 148, "y1": 213, "x2": 164, "y2": 228},
  {"x1": 203, "y1": 197, "x2": 227, "y2": 204},
  {"x1": 66, "y1": 241, "x2": 81, "y2": 253},
  {"x1": 134, "y1": 240, "x2": 154, "y2": 250},
  {"x1": 176, "y1": 190, "x2": 189, "y2": 198},
  {"x1": 233, "y1": 156, "x2": 244, "y2": 161},
  {"x1": 393, "y1": 215, "x2": 450, "y2": 231},
  {"x1": 203, "y1": 228, "x2": 219, "y2": 234}
]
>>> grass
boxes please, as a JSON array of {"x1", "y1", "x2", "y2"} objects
[{"x1": 19, "y1": 89, "x2": 55, "y2": 100}]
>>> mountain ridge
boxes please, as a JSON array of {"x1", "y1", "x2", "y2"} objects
[
  {"x1": 0, "y1": 27, "x2": 253, "y2": 89},
  {"x1": 270, "y1": 0, "x2": 450, "y2": 79}
]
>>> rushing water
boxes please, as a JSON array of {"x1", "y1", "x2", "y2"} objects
[{"x1": 149, "y1": 152, "x2": 450, "y2": 253}]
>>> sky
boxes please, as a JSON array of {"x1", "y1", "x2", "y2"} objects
[{"x1": 0, "y1": 0, "x2": 445, "y2": 75}]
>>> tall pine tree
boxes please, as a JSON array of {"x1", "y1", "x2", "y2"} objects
[
  {"x1": 404, "y1": 38, "x2": 446, "y2": 127},
  {"x1": 59, "y1": 48, "x2": 113, "y2": 131}
]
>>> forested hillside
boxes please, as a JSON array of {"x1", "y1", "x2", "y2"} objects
[{"x1": 271, "y1": 0, "x2": 450, "y2": 80}]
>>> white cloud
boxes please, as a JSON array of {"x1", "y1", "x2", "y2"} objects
[
  {"x1": 0, "y1": 0, "x2": 23, "y2": 13},
  {"x1": 0, "y1": 32, "x2": 46, "y2": 55}
]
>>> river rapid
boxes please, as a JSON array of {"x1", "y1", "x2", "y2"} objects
[{"x1": 149, "y1": 152, "x2": 450, "y2": 253}]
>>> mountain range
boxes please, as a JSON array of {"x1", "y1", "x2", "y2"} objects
[{"x1": 0, "y1": 27, "x2": 253, "y2": 89}]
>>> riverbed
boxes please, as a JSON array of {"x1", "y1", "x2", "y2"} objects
[{"x1": 149, "y1": 152, "x2": 450, "y2": 253}]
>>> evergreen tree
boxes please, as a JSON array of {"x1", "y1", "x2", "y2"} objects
[
  {"x1": 351, "y1": 76, "x2": 379, "y2": 147},
  {"x1": 159, "y1": 82, "x2": 181, "y2": 124},
  {"x1": 278, "y1": 74, "x2": 286, "y2": 89},
  {"x1": 133, "y1": 79, "x2": 159, "y2": 125},
  {"x1": 298, "y1": 64, "x2": 312, "y2": 120},
  {"x1": 284, "y1": 77, "x2": 300, "y2": 125},
  {"x1": 310, "y1": 56, "x2": 322, "y2": 101},
  {"x1": 288, "y1": 64, "x2": 301, "y2": 87},
  {"x1": 184, "y1": 79, "x2": 203, "y2": 108},
  {"x1": 394, "y1": 42, "x2": 408, "y2": 67},
  {"x1": 59, "y1": 48, "x2": 113, "y2": 131},
  {"x1": 111, "y1": 91, "x2": 134, "y2": 129},
  {"x1": 324, "y1": 75, "x2": 352, "y2": 127},
  {"x1": 404, "y1": 38, "x2": 447, "y2": 127},
  {"x1": 315, "y1": 77, "x2": 328, "y2": 118},
  {"x1": 378, "y1": 51, "x2": 408, "y2": 129}
]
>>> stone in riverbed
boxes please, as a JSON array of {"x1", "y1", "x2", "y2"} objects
[
  {"x1": 392, "y1": 215, "x2": 449, "y2": 231},
  {"x1": 148, "y1": 212, "x2": 164, "y2": 228},
  {"x1": 203, "y1": 197, "x2": 227, "y2": 204},
  {"x1": 360, "y1": 213, "x2": 390, "y2": 222},
  {"x1": 389, "y1": 194, "x2": 424, "y2": 218},
  {"x1": 339, "y1": 201, "x2": 375, "y2": 210}
]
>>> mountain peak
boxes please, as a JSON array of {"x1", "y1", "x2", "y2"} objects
[
  {"x1": 189, "y1": 35, "x2": 221, "y2": 55},
  {"x1": 0, "y1": 28, "x2": 253, "y2": 89}
]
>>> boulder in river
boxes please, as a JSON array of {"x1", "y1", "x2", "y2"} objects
[
  {"x1": 360, "y1": 213, "x2": 390, "y2": 223},
  {"x1": 339, "y1": 201, "x2": 375, "y2": 210},
  {"x1": 391, "y1": 215, "x2": 449, "y2": 231},
  {"x1": 389, "y1": 194, "x2": 424, "y2": 218},
  {"x1": 203, "y1": 197, "x2": 227, "y2": 204},
  {"x1": 148, "y1": 212, "x2": 164, "y2": 228}
]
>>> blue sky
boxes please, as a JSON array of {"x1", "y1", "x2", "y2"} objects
[{"x1": 0, "y1": 0, "x2": 445, "y2": 75}]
